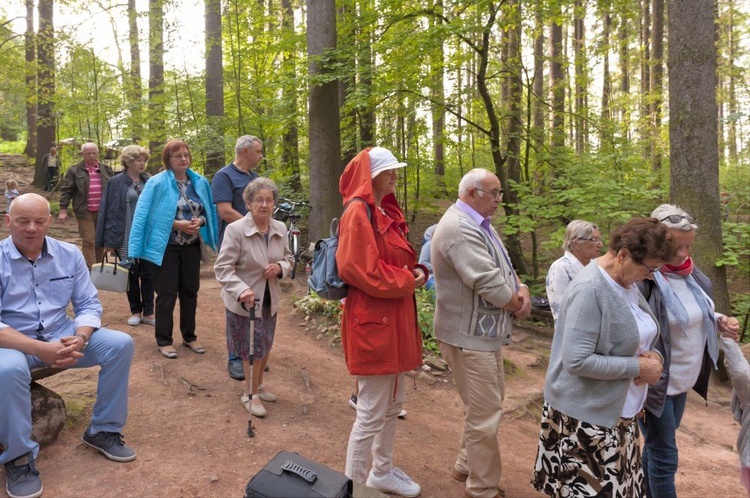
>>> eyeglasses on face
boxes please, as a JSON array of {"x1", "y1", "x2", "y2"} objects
[
  {"x1": 638, "y1": 260, "x2": 661, "y2": 274},
  {"x1": 252, "y1": 198, "x2": 274, "y2": 206},
  {"x1": 475, "y1": 188, "x2": 504, "y2": 200},
  {"x1": 577, "y1": 237, "x2": 602, "y2": 244},
  {"x1": 660, "y1": 214, "x2": 695, "y2": 224},
  {"x1": 171, "y1": 153, "x2": 190, "y2": 160}
]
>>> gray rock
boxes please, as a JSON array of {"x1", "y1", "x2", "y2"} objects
[{"x1": 31, "y1": 381, "x2": 66, "y2": 447}]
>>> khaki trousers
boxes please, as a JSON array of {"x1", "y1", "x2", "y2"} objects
[
  {"x1": 344, "y1": 373, "x2": 406, "y2": 483},
  {"x1": 439, "y1": 342, "x2": 505, "y2": 498},
  {"x1": 76, "y1": 211, "x2": 102, "y2": 269}
]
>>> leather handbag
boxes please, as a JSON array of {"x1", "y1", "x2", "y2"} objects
[
  {"x1": 244, "y1": 451, "x2": 352, "y2": 498},
  {"x1": 90, "y1": 254, "x2": 130, "y2": 293}
]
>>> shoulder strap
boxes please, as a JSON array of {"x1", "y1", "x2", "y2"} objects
[{"x1": 344, "y1": 197, "x2": 371, "y2": 221}]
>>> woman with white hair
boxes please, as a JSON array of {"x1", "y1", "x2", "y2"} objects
[
  {"x1": 545, "y1": 220, "x2": 603, "y2": 322},
  {"x1": 638, "y1": 204, "x2": 740, "y2": 498}
]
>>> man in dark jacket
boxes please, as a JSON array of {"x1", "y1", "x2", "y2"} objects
[{"x1": 58, "y1": 142, "x2": 114, "y2": 268}]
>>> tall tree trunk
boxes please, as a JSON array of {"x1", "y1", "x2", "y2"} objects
[
  {"x1": 127, "y1": 0, "x2": 143, "y2": 141},
  {"x1": 726, "y1": 0, "x2": 738, "y2": 163},
  {"x1": 431, "y1": 0, "x2": 445, "y2": 189},
  {"x1": 205, "y1": 0, "x2": 225, "y2": 175},
  {"x1": 307, "y1": 0, "x2": 342, "y2": 242},
  {"x1": 358, "y1": 0, "x2": 375, "y2": 148},
  {"x1": 640, "y1": 0, "x2": 650, "y2": 158},
  {"x1": 600, "y1": 3, "x2": 612, "y2": 126},
  {"x1": 618, "y1": 5, "x2": 630, "y2": 136},
  {"x1": 281, "y1": 0, "x2": 301, "y2": 192},
  {"x1": 549, "y1": 5, "x2": 565, "y2": 150},
  {"x1": 34, "y1": 0, "x2": 55, "y2": 188},
  {"x1": 149, "y1": 0, "x2": 165, "y2": 166},
  {"x1": 650, "y1": 0, "x2": 664, "y2": 176},
  {"x1": 24, "y1": 0, "x2": 36, "y2": 158},
  {"x1": 532, "y1": 0, "x2": 545, "y2": 150},
  {"x1": 573, "y1": 0, "x2": 586, "y2": 154},
  {"x1": 668, "y1": 0, "x2": 730, "y2": 313}
]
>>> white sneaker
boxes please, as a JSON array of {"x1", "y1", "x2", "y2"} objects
[
  {"x1": 398, "y1": 409, "x2": 407, "y2": 419},
  {"x1": 257, "y1": 389, "x2": 277, "y2": 402},
  {"x1": 366, "y1": 467, "x2": 421, "y2": 497},
  {"x1": 127, "y1": 315, "x2": 141, "y2": 326}
]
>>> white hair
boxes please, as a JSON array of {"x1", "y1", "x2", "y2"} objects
[
  {"x1": 650, "y1": 204, "x2": 698, "y2": 232},
  {"x1": 458, "y1": 168, "x2": 494, "y2": 198},
  {"x1": 562, "y1": 220, "x2": 599, "y2": 251}
]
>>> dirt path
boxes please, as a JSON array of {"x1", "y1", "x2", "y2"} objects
[{"x1": 0, "y1": 157, "x2": 744, "y2": 497}]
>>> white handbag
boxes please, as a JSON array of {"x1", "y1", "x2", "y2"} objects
[{"x1": 90, "y1": 254, "x2": 130, "y2": 293}]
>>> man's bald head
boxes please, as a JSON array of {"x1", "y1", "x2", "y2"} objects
[
  {"x1": 7, "y1": 193, "x2": 50, "y2": 217},
  {"x1": 5, "y1": 193, "x2": 52, "y2": 259}
]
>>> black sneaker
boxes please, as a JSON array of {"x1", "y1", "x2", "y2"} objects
[
  {"x1": 4, "y1": 453, "x2": 43, "y2": 498},
  {"x1": 81, "y1": 428, "x2": 136, "y2": 462}
]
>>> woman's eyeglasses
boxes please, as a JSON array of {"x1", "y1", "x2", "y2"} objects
[
  {"x1": 171, "y1": 154, "x2": 191, "y2": 160},
  {"x1": 660, "y1": 214, "x2": 695, "y2": 224},
  {"x1": 639, "y1": 261, "x2": 661, "y2": 274}
]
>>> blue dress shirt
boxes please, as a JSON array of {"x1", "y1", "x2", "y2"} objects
[{"x1": 0, "y1": 236, "x2": 101, "y2": 340}]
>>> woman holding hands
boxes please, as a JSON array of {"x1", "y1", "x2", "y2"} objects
[{"x1": 532, "y1": 217, "x2": 675, "y2": 497}]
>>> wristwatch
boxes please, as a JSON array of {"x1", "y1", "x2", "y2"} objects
[{"x1": 74, "y1": 333, "x2": 89, "y2": 351}]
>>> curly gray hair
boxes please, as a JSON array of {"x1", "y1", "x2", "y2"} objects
[{"x1": 243, "y1": 177, "x2": 279, "y2": 204}]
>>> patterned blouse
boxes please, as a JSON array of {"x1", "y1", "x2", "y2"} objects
[
  {"x1": 171, "y1": 179, "x2": 205, "y2": 245},
  {"x1": 545, "y1": 250, "x2": 585, "y2": 322}
]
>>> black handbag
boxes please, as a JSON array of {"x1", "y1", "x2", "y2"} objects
[{"x1": 244, "y1": 451, "x2": 352, "y2": 498}]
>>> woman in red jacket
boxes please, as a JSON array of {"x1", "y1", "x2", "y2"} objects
[{"x1": 337, "y1": 147, "x2": 428, "y2": 497}]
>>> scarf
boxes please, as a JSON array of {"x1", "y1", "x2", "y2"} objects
[{"x1": 654, "y1": 257, "x2": 719, "y2": 367}]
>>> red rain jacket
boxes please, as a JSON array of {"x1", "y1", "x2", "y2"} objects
[{"x1": 336, "y1": 148, "x2": 425, "y2": 376}]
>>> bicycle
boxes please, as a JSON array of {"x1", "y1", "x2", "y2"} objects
[{"x1": 273, "y1": 198, "x2": 312, "y2": 279}]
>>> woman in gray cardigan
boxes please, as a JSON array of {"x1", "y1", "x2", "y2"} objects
[{"x1": 532, "y1": 217, "x2": 675, "y2": 498}]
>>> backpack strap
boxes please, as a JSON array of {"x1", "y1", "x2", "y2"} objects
[{"x1": 336, "y1": 197, "x2": 371, "y2": 237}]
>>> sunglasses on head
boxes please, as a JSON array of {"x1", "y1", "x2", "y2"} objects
[{"x1": 660, "y1": 214, "x2": 695, "y2": 224}]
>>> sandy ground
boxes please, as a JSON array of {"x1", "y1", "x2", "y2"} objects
[{"x1": 0, "y1": 155, "x2": 745, "y2": 497}]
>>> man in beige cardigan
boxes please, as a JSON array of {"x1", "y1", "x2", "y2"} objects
[{"x1": 431, "y1": 168, "x2": 530, "y2": 498}]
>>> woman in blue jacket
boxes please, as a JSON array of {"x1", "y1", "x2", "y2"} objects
[{"x1": 129, "y1": 139, "x2": 218, "y2": 359}]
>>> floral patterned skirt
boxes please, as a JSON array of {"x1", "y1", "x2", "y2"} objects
[
  {"x1": 532, "y1": 401, "x2": 644, "y2": 497},
  {"x1": 225, "y1": 307, "x2": 276, "y2": 360}
]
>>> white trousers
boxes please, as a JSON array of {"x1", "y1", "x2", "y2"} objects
[{"x1": 344, "y1": 373, "x2": 406, "y2": 482}]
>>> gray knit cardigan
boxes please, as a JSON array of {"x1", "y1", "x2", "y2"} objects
[{"x1": 544, "y1": 261, "x2": 659, "y2": 428}]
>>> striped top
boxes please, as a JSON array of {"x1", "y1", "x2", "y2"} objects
[{"x1": 86, "y1": 164, "x2": 102, "y2": 212}]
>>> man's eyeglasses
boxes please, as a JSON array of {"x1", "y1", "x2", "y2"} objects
[
  {"x1": 577, "y1": 237, "x2": 602, "y2": 244},
  {"x1": 660, "y1": 214, "x2": 695, "y2": 224},
  {"x1": 475, "y1": 188, "x2": 504, "y2": 200}
]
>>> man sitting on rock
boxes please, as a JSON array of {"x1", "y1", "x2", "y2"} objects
[{"x1": 0, "y1": 193, "x2": 136, "y2": 498}]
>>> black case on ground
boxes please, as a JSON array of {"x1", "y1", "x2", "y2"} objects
[{"x1": 244, "y1": 450, "x2": 353, "y2": 498}]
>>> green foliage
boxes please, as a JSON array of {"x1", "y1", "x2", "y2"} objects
[
  {"x1": 294, "y1": 288, "x2": 440, "y2": 355},
  {"x1": 0, "y1": 139, "x2": 25, "y2": 154},
  {"x1": 415, "y1": 287, "x2": 438, "y2": 354}
]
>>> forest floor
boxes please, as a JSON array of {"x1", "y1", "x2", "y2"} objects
[{"x1": 0, "y1": 154, "x2": 745, "y2": 498}]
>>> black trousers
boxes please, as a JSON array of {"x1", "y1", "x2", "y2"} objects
[
  {"x1": 149, "y1": 242, "x2": 201, "y2": 347},
  {"x1": 126, "y1": 259, "x2": 155, "y2": 316}
]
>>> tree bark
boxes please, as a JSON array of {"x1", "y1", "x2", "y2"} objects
[
  {"x1": 650, "y1": 0, "x2": 664, "y2": 176},
  {"x1": 307, "y1": 0, "x2": 342, "y2": 242},
  {"x1": 34, "y1": 0, "x2": 55, "y2": 188},
  {"x1": 205, "y1": 0, "x2": 225, "y2": 175},
  {"x1": 668, "y1": 0, "x2": 730, "y2": 313},
  {"x1": 149, "y1": 0, "x2": 165, "y2": 167},
  {"x1": 431, "y1": 0, "x2": 445, "y2": 187},
  {"x1": 281, "y1": 0, "x2": 301, "y2": 192},
  {"x1": 127, "y1": 0, "x2": 143, "y2": 141},
  {"x1": 24, "y1": 0, "x2": 36, "y2": 158},
  {"x1": 549, "y1": 5, "x2": 564, "y2": 150}
]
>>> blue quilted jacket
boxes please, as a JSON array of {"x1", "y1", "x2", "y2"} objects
[{"x1": 128, "y1": 168, "x2": 218, "y2": 266}]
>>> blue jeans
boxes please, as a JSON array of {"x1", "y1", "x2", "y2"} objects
[
  {"x1": 639, "y1": 392, "x2": 688, "y2": 498},
  {"x1": 0, "y1": 322, "x2": 134, "y2": 464}
]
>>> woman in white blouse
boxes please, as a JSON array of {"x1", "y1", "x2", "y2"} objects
[{"x1": 545, "y1": 220, "x2": 604, "y2": 322}]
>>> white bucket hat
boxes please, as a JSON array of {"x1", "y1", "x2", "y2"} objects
[{"x1": 369, "y1": 147, "x2": 407, "y2": 179}]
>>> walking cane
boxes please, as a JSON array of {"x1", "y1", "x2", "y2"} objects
[{"x1": 242, "y1": 299, "x2": 260, "y2": 437}]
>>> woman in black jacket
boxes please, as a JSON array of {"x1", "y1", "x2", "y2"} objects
[{"x1": 95, "y1": 145, "x2": 154, "y2": 327}]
